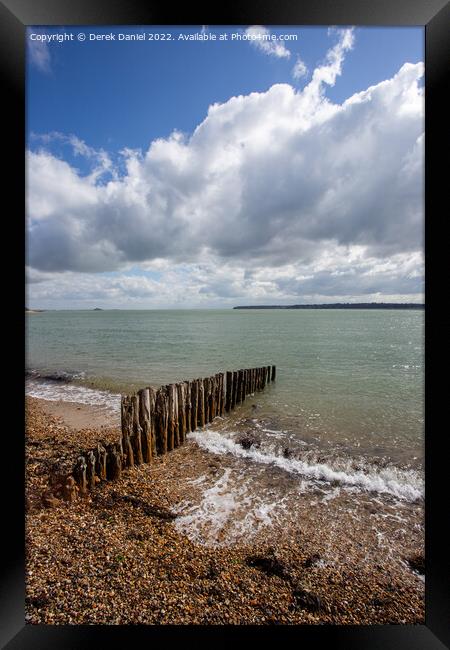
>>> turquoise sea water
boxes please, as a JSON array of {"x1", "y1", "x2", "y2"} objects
[{"x1": 26, "y1": 309, "x2": 424, "y2": 473}]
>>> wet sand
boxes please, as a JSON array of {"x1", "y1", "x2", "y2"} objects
[
  {"x1": 25, "y1": 396, "x2": 424, "y2": 625},
  {"x1": 31, "y1": 396, "x2": 120, "y2": 431}
]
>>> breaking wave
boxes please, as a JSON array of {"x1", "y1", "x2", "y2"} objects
[{"x1": 189, "y1": 429, "x2": 424, "y2": 503}]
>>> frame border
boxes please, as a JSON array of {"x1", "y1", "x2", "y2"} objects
[{"x1": 3, "y1": 0, "x2": 449, "y2": 647}]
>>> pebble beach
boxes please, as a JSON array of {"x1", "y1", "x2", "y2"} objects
[{"x1": 25, "y1": 396, "x2": 425, "y2": 626}]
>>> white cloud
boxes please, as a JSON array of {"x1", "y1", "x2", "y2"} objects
[
  {"x1": 245, "y1": 25, "x2": 291, "y2": 59},
  {"x1": 28, "y1": 39, "x2": 51, "y2": 73},
  {"x1": 292, "y1": 57, "x2": 308, "y2": 80},
  {"x1": 26, "y1": 29, "x2": 424, "y2": 306}
]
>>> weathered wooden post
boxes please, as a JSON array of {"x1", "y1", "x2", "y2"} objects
[
  {"x1": 131, "y1": 393, "x2": 144, "y2": 465},
  {"x1": 235, "y1": 370, "x2": 241, "y2": 404},
  {"x1": 138, "y1": 388, "x2": 152, "y2": 463},
  {"x1": 184, "y1": 381, "x2": 192, "y2": 434},
  {"x1": 225, "y1": 371, "x2": 232, "y2": 412},
  {"x1": 218, "y1": 372, "x2": 225, "y2": 416},
  {"x1": 148, "y1": 386, "x2": 157, "y2": 458},
  {"x1": 177, "y1": 382, "x2": 187, "y2": 444},
  {"x1": 191, "y1": 379, "x2": 198, "y2": 431},
  {"x1": 155, "y1": 386, "x2": 169, "y2": 454},
  {"x1": 73, "y1": 456, "x2": 87, "y2": 495},
  {"x1": 106, "y1": 443, "x2": 122, "y2": 480},
  {"x1": 198, "y1": 378, "x2": 205, "y2": 427},
  {"x1": 271, "y1": 365, "x2": 276, "y2": 381},
  {"x1": 231, "y1": 371, "x2": 238, "y2": 409},
  {"x1": 167, "y1": 383, "x2": 179, "y2": 450},
  {"x1": 121, "y1": 395, "x2": 135, "y2": 467},
  {"x1": 208, "y1": 375, "x2": 213, "y2": 422},
  {"x1": 211, "y1": 375, "x2": 218, "y2": 420},
  {"x1": 95, "y1": 443, "x2": 107, "y2": 480},
  {"x1": 86, "y1": 450, "x2": 97, "y2": 490}
]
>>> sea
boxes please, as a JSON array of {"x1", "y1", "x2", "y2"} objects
[{"x1": 26, "y1": 308, "x2": 424, "y2": 548}]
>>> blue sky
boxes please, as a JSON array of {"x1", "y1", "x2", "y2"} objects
[{"x1": 26, "y1": 25, "x2": 424, "y2": 308}]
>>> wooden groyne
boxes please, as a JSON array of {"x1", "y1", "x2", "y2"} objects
[{"x1": 48, "y1": 366, "x2": 276, "y2": 503}]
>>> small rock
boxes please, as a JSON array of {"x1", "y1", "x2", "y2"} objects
[
  {"x1": 292, "y1": 587, "x2": 323, "y2": 612},
  {"x1": 407, "y1": 554, "x2": 425, "y2": 575},
  {"x1": 236, "y1": 432, "x2": 261, "y2": 450}
]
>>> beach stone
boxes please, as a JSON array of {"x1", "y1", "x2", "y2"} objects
[
  {"x1": 41, "y1": 491, "x2": 60, "y2": 509},
  {"x1": 303, "y1": 553, "x2": 321, "y2": 568},
  {"x1": 246, "y1": 550, "x2": 290, "y2": 579},
  {"x1": 236, "y1": 431, "x2": 261, "y2": 450},
  {"x1": 407, "y1": 554, "x2": 425, "y2": 574},
  {"x1": 292, "y1": 587, "x2": 323, "y2": 612}
]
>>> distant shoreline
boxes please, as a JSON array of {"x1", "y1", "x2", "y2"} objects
[{"x1": 233, "y1": 303, "x2": 424, "y2": 310}]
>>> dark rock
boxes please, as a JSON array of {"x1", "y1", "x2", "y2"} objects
[
  {"x1": 26, "y1": 593, "x2": 49, "y2": 609},
  {"x1": 236, "y1": 431, "x2": 261, "y2": 450},
  {"x1": 303, "y1": 553, "x2": 321, "y2": 568},
  {"x1": 246, "y1": 550, "x2": 290, "y2": 579},
  {"x1": 292, "y1": 587, "x2": 323, "y2": 612},
  {"x1": 370, "y1": 597, "x2": 392, "y2": 607},
  {"x1": 206, "y1": 560, "x2": 222, "y2": 579},
  {"x1": 283, "y1": 447, "x2": 293, "y2": 459},
  {"x1": 407, "y1": 554, "x2": 425, "y2": 574}
]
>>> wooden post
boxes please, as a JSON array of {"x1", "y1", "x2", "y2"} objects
[
  {"x1": 177, "y1": 382, "x2": 187, "y2": 444},
  {"x1": 191, "y1": 379, "x2": 198, "y2": 431},
  {"x1": 218, "y1": 373, "x2": 225, "y2": 416},
  {"x1": 211, "y1": 375, "x2": 218, "y2": 420},
  {"x1": 149, "y1": 386, "x2": 157, "y2": 458},
  {"x1": 138, "y1": 388, "x2": 152, "y2": 463},
  {"x1": 271, "y1": 365, "x2": 276, "y2": 381},
  {"x1": 95, "y1": 443, "x2": 107, "y2": 480},
  {"x1": 155, "y1": 386, "x2": 169, "y2": 454},
  {"x1": 106, "y1": 443, "x2": 122, "y2": 480},
  {"x1": 167, "y1": 384, "x2": 178, "y2": 451},
  {"x1": 235, "y1": 370, "x2": 241, "y2": 404},
  {"x1": 86, "y1": 451, "x2": 96, "y2": 490},
  {"x1": 231, "y1": 371, "x2": 238, "y2": 409},
  {"x1": 121, "y1": 395, "x2": 134, "y2": 467},
  {"x1": 241, "y1": 369, "x2": 247, "y2": 402},
  {"x1": 204, "y1": 377, "x2": 211, "y2": 423},
  {"x1": 73, "y1": 456, "x2": 87, "y2": 495},
  {"x1": 261, "y1": 366, "x2": 266, "y2": 390},
  {"x1": 184, "y1": 381, "x2": 192, "y2": 433},
  {"x1": 225, "y1": 371, "x2": 232, "y2": 413},
  {"x1": 198, "y1": 379, "x2": 205, "y2": 427},
  {"x1": 131, "y1": 393, "x2": 144, "y2": 465}
]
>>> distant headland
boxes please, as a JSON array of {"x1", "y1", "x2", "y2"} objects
[{"x1": 233, "y1": 303, "x2": 424, "y2": 310}]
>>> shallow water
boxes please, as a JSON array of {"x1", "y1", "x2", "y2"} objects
[{"x1": 26, "y1": 308, "x2": 424, "y2": 468}]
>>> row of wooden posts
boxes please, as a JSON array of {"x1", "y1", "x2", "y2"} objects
[{"x1": 68, "y1": 365, "x2": 276, "y2": 498}]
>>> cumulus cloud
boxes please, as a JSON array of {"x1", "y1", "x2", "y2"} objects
[
  {"x1": 26, "y1": 29, "x2": 424, "y2": 306},
  {"x1": 245, "y1": 25, "x2": 291, "y2": 59}
]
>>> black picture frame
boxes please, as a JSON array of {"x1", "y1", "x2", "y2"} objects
[{"x1": 4, "y1": 0, "x2": 449, "y2": 647}]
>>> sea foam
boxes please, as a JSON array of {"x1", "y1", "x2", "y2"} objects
[{"x1": 189, "y1": 429, "x2": 424, "y2": 502}]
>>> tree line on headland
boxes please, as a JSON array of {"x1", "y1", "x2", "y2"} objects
[{"x1": 233, "y1": 303, "x2": 424, "y2": 310}]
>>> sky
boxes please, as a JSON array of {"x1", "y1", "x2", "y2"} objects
[{"x1": 26, "y1": 25, "x2": 424, "y2": 309}]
